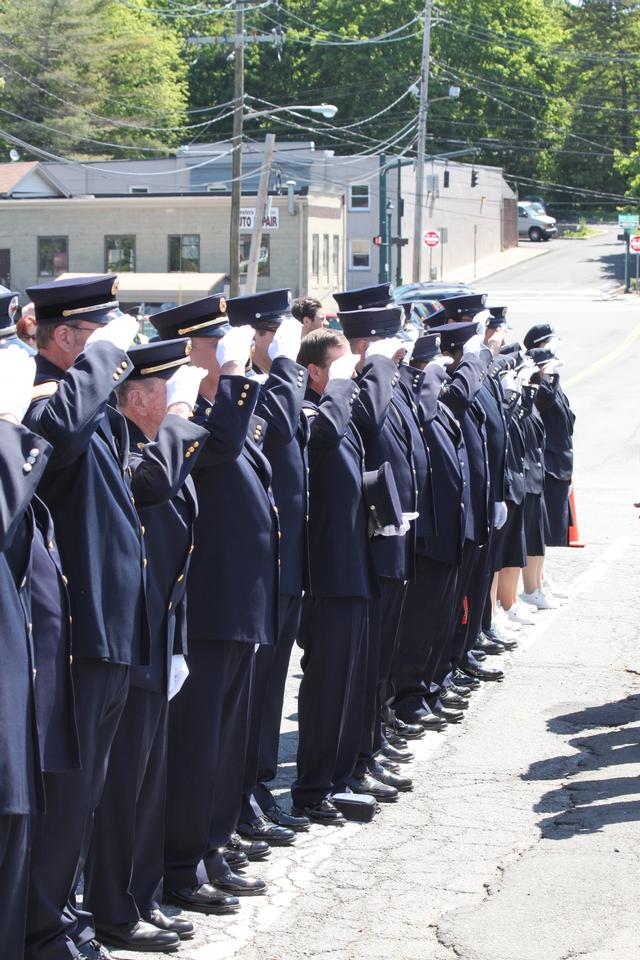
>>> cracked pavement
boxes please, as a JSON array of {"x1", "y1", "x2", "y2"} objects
[{"x1": 109, "y1": 239, "x2": 640, "y2": 960}]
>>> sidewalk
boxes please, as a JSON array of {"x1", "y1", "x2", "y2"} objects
[{"x1": 471, "y1": 240, "x2": 553, "y2": 284}]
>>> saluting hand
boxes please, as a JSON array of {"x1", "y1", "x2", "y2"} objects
[
  {"x1": 430, "y1": 355, "x2": 454, "y2": 369},
  {"x1": 217, "y1": 325, "x2": 254, "y2": 369},
  {"x1": 365, "y1": 337, "x2": 404, "y2": 362},
  {"x1": 268, "y1": 315, "x2": 303, "y2": 362},
  {"x1": 84, "y1": 313, "x2": 139, "y2": 353},
  {"x1": 166, "y1": 364, "x2": 207, "y2": 414},
  {"x1": 328, "y1": 351, "x2": 359, "y2": 381},
  {"x1": 0, "y1": 344, "x2": 37, "y2": 424}
]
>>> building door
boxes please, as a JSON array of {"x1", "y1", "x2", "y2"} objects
[{"x1": 0, "y1": 249, "x2": 10, "y2": 288}]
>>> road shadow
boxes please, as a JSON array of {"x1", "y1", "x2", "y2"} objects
[
  {"x1": 581, "y1": 244, "x2": 626, "y2": 285},
  {"x1": 523, "y1": 695, "x2": 640, "y2": 838}
]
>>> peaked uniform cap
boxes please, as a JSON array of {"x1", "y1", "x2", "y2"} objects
[
  {"x1": 151, "y1": 295, "x2": 229, "y2": 340},
  {"x1": 333, "y1": 283, "x2": 394, "y2": 312},
  {"x1": 27, "y1": 274, "x2": 125, "y2": 326}
]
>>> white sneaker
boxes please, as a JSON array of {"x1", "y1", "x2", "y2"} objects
[
  {"x1": 495, "y1": 606, "x2": 522, "y2": 633},
  {"x1": 505, "y1": 603, "x2": 537, "y2": 626},
  {"x1": 491, "y1": 619, "x2": 519, "y2": 642},
  {"x1": 520, "y1": 588, "x2": 559, "y2": 610}
]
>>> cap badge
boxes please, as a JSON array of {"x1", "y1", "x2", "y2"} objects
[
  {"x1": 219, "y1": 296, "x2": 227, "y2": 314},
  {"x1": 111, "y1": 278, "x2": 120, "y2": 296},
  {"x1": 8, "y1": 295, "x2": 19, "y2": 320}
]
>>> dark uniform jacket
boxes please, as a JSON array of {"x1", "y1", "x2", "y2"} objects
[
  {"x1": 126, "y1": 415, "x2": 208, "y2": 693},
  {"x1": 303, "y1": 379, "x2": 378, "y2": 600},
  {"x1": 415, "y1": 366, "x2": 468, "y2": 566},
  {"x1": 0, "y1": 420, "x2": 51, "y2": 814},
  {"x1": 477, "y1": 371, "x2": 508, "y2": 505},
  {"x1": 187, "y1": 375, "x2": 279, "y2": 646},
  {"x1": 256, "y1": 357, "x2": 310, "y2": 599},
  {"x1": 30, "y1": 496, "x2": 79, "y2": 774},
  {"x1": 353, "y1": 356, "x2": 417, "y2": 582},
  {"x1": 396, "y1": 366, "x2": 436, "y2": 545},
  {"x1": 522, "y1": 389, "x2": 546, "y2": 495},
  {"x1": 24, "y1": 344, "x2": 149, "y2": 666},
  {"x1": 441, "y1": 354, "x2": 491, "y2": 546},
  {"x1": 503, "y1": 387, "x2": 535, "y2": 505},
  {"x1": 535, "y1": 374, "x2": 575, "y2": 482}
]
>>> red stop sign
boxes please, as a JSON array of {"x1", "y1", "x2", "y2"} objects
[
  {"x1": 630, "y1": 234, "x2": 640, "y2": 253},
  {"x1": 423, "y1": 230, "x2": 441, "y2": 249}
]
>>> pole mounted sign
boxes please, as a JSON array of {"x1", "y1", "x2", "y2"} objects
[
  {"x1": 630, "y1": 234, "x2": 640, "y2": 253},
  {"x1": 423, "y1": 229, "x2": 441, "y2": 248},
  {"x1": 618, "y1": 213, "x2": 639, "y2": 229}
]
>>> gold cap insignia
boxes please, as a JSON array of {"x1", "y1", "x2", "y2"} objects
[
  {"x1": 8, "y1": 295, "x2": 19, "y2": 320},
  {"x1": 185, "y1": 339, "x2": 192, "y2": 356},
  {"x1": 111, "y1": 278, "x2": 120, "y2": 296},
  {"x1": 219, "y1": 296, "x2": 227, "y2": 314}
]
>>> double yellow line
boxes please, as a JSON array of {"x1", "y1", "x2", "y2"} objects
[{"x1": 563, "y1": 320, "x2": 640, "y2": 388}]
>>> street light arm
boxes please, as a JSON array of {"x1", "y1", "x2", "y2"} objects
[{"x1": 244, "y1": 103, "x2": 338, "y2": 120}]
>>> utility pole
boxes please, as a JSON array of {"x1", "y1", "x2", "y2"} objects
[
  {"x1": 412, "y1": 0, "x2": 432, "y2": 283},
  {"x1": 245, "y1": 133, "x2": 275, "y2": 294},
  {"x1": 229, "y1": 0, "x2": 245, "y2": 297}
]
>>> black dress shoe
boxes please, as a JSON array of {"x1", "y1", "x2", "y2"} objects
[
  {"x1": 385, "y1": 716, "x2": 426, "y2": 740},
  {"x1": 469, "y1": 647, "x2": 487, "y2": 661},
  {"x1": 346, "y1": 773, "x2": 398, "y2": 802},
  {"x1": 165, "y1": 884, "x2": 240, "y2": 915},
  {"x1": 369, "y1": 761, "x2": 413, "y2": 792},
  {"x1": 78, "y1": 941, "x2": 114, "y2": 960},
  {"x1": 226, "y1": 831, "x2": 271, "y2": 861},
  {"x1": 291, "y1": 798, "x2": 346, "y2": 825},
  {"x1": 210, "y1": 867, "x2": 267, "y2": 896},
  {"x1": 96, "y1": 920, "x2": 180, "y2": 953},
  {"x1": 380, "y1": 743, "x2": 414, "y2": 763},
  {"x1": 377, "y1": 756, "x2": 401, "y2": 773},
  {"x1": 476, "y1": 633, "x2": 505, "y2": 655},
  {"x1": 414, "y1": 711, "x2": 448, "y2": 732},
  {"x1": 238, "y1": 815, "x2": 296, "y2": 846},
  {"x1": 385, "y1": 731, "x2": 410, "y2": 748},
  {"x1": 448, "y1": 682, "x2": 472, "y2": 698},
  {"x1": 492, "y1": 632, "x2": 518, "y2": 651},
  {"x1": 220, "y1": 845, "x2": 249, "y2": 869},
  {"x1": 432, "y1": 700, "x2": 464, "y2": 723},
  {"x1": 454, "y1": 670, "x2": 481, "y2": 690},
  {"x1": 143, "y1": 908, "x2": 194, "y2": 940},
  {"x1": 463, "y1": 658, "x2": 504, "y2": 681},
  {"x1": 440, "y1": 688, "x2": 470, "y2": 709},
  {"x1": 264, "y1": 802, "x2": 311, "y2": 832}
]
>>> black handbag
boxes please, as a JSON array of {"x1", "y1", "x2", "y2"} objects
[{"x1": 331, "y1": 792, "x2": 380, "y2": 822}]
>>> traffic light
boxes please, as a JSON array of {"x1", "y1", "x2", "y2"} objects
[
  {"x1": 471, "y1": 169, "x2": 478, "y2": 188},
  {"x1": 373, "y1": 235, "x2": 383, "y2": 246}
]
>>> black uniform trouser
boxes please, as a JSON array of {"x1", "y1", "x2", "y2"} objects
[
  {"x1": 25, "y1": 658, "x2": 129, "y2": 960},
  {"x1": 241, "y1": 594, "x2": 302, "y2": 821},
  {"x1": 464, "y1": 519, "x2": 497, "y2": 657},
  {"x1": 164, "y1": 639, "x2": 255, "y2": 891},
  {"x1": 355, "y1": 577, "x2": 406, "y2": 776},
  {"x1": 291, "y1": 597, "x2": 369, "y2": 809},
  {"x1": 432, "y1": 539, "x2": 479, "y2": 685},
  {"x1": 84, "y1": 688, "x2": 168, "y2": 928},
  {"x1": 393, "y1": 557, "x2": 458, "y2": 720},
  {"x1": 0, "y1": 814, "x2": 30, "y2": 960}
]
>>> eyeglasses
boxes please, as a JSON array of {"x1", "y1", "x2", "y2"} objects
[
  {"x1": 22, "y1": 334, "x2": 37, "y2": 343},
  {"x1": 65, "y1": 323, "x2": 98, "y2": 335}
]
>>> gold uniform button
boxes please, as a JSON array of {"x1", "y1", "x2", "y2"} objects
[
  {"x1": 62, "y1": 574, "x2": 69, "y2": 586},
  {"x1": 120, "y1": 362, "x2": 128, "y2": 371},
  {"x1": 143, "y1": 558, "x2": 148, "y2": 568},
  {"x1": 205, "y1": 407, "x2": 212, "y2": 416},
  {"x1": 241, "y1": 392, "x2": 248, "y2": 399},
  {"x1": 177, "y1": 573, "x2": 184, "y2": 582},
  {"x1": 48, "y1": 540, "x2": 54, "y2": 550},
  {"x1": 238, "y1": 400, "x2": 244, "y2": 406},
  {"x1": 113, "y1": 372, "x2": 120, "y2": 381},
  {"x1": 193, "y1": 441, "x2": 200, "y2": 448},
  {"x1": 23, "y1": 462, "x2": 33, "y2": 473},
  {"x1": 243, "y1": 383, "x2": 250, "y2": 390},
  {"x1": 188, "y1": 544, "x2": 194, "y2": 554},
  {"x1": 69, "y1": 615, "x2": 73, "y2": 625},
  {"x1": 130, "y1": 496, "x2": 136, "y2": 505},
  {"x1": 69, "y1": 655, "x2": 73, "y2": 665},
  {"x1": 168, "y1": 601, "x2": 173, "y2": 611},
  {"x1": 29, "y1": 448, "x2": 40, "y2": 458},
  {"x1": 185, "y1": 451, "x2": 191, "y2": 458}
]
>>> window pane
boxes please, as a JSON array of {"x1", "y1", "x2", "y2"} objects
[
  {"x1": 350, "y1": 239, "x2": 370, "y2": 270},
  {"x1": 332, "y1": 235, "x2": 340, "y2": 279},
  {"x1": 322, "y1": 234, "x2": 329, "y2": 283},
  {"x1": 105, "y1": 236, "x2": 135, "y2": 272},
  {"x1": 169, "y1": 234, "x2": 200, "y2": 272},
  {"x1": 239, "y1": 234, "x2": 270, "y2": 277},
  {"x1": 38, "y1": 237, "x2": 68, "y2": 277},
  {"x1": 312, "y1": 234, "x2": 320, "y2": 278},
  {"x1": 350, "y1": 184, "x2": 370, "y2": 209}
]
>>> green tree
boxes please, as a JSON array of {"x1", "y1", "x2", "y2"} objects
[{"x1": 0, "y1": 0, "x2": 188, "y2": 157}]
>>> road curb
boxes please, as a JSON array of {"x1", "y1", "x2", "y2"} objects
[{"x1": 474, "y1": 244, "x2": 553, "y2": 284}]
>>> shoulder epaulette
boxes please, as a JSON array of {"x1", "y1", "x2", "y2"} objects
[{"x1": 31, "y1": 381, "x2": 59, "y2": 402}]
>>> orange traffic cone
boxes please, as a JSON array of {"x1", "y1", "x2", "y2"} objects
[{"x1": 568, "y1": 485, "x2": 585, "y2": 548}]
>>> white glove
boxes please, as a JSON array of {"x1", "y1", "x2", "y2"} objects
[
  {"x1": 474, "y1": 308, "x2": 491, "y2": 327},
  {"x1": 543, "y1": 358, "x2": 564, "y2": 374},
  {"x1": 84, "y1": 314, "x2": 139, "y2": 353},
  {"x1": 462, "y1": 333, "x2": 484, "y2": 355},
  {"x1": 166, "y1": 364, "x2": 207, "y2": 411},
  {"x1": 0, "y1": 345, "x2": 36, "y2": 423},
  {"x1": 501, "y1": 370, "x2": 518, "y2": 393},
  {"x1": 168, "y1": 654, "x2": 189, "y2": 701},
  {"x1": 378, "y1": 511, "x2": 419, "y2": 537},
  {"x1": 365, "y1": 337, "x2": 403, "y2": 361},
  {"x1": 328, "y1": 352, "x2": 359, "y2": 381},
  {"x1": 216, "y1": 325, "x2": 255, "y2": 367},
  {"x1": 430, "y1": 355, "x2": 453, "y2": 369},
  {"x1": 545, "y1": 336, "x2": 562, "y2": 355},
  {"x1": 402, "y1": 339, "x2": 416, "y2": 363},
  {"x1": 267, "y1": 315, "x2": 302, "y2": 362},
  {"x1": 516, "y1": 365, "x2": 535, "y2": 388},
  {"x1": 493, "y1": 501, "x2": 508, "y2": 530}
]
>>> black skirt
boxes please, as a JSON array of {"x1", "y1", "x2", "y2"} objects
[
  {"x1": 543, "y1": 475, "x2": 570, "y2": 547},
  {"x1": 523, "y1": 492, "x2": 546, "y2": 557},
  {"x1": 494, "y1": 500, "x2": 527, "y2": 570}
]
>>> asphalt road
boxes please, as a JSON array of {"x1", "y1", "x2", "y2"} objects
[{"x1": 113, "y1": 231, "x2": 640, "y2": 960}]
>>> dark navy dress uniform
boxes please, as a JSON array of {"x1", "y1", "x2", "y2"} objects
[
  {"x1": 494, "y1": 384, "x2": 529, "y2": 571},
  {"x1": 150, "y1": 297, "x2": 279, "y2": 893},
  {"x1": 83, "y1": 341, "x2": 208, "y2": 936},
  {"x1": 243, "y1": 351, "x2": 310, "y2": 821},
  {"x1": 22, "y1": 276, "x2": 149, "y2": 958},
  {"x1": 0, "y1": 418, "x2": 51, "y2": 960},
  {"x1": 522, "y1": 388, "x2": 548, "y2": 556},
  {"x1": 535, "y1": 374, "x2": 575, "y2": 546},
  {"x1": 292, "y1": 375, "x2": 377, "y2": 810}
]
